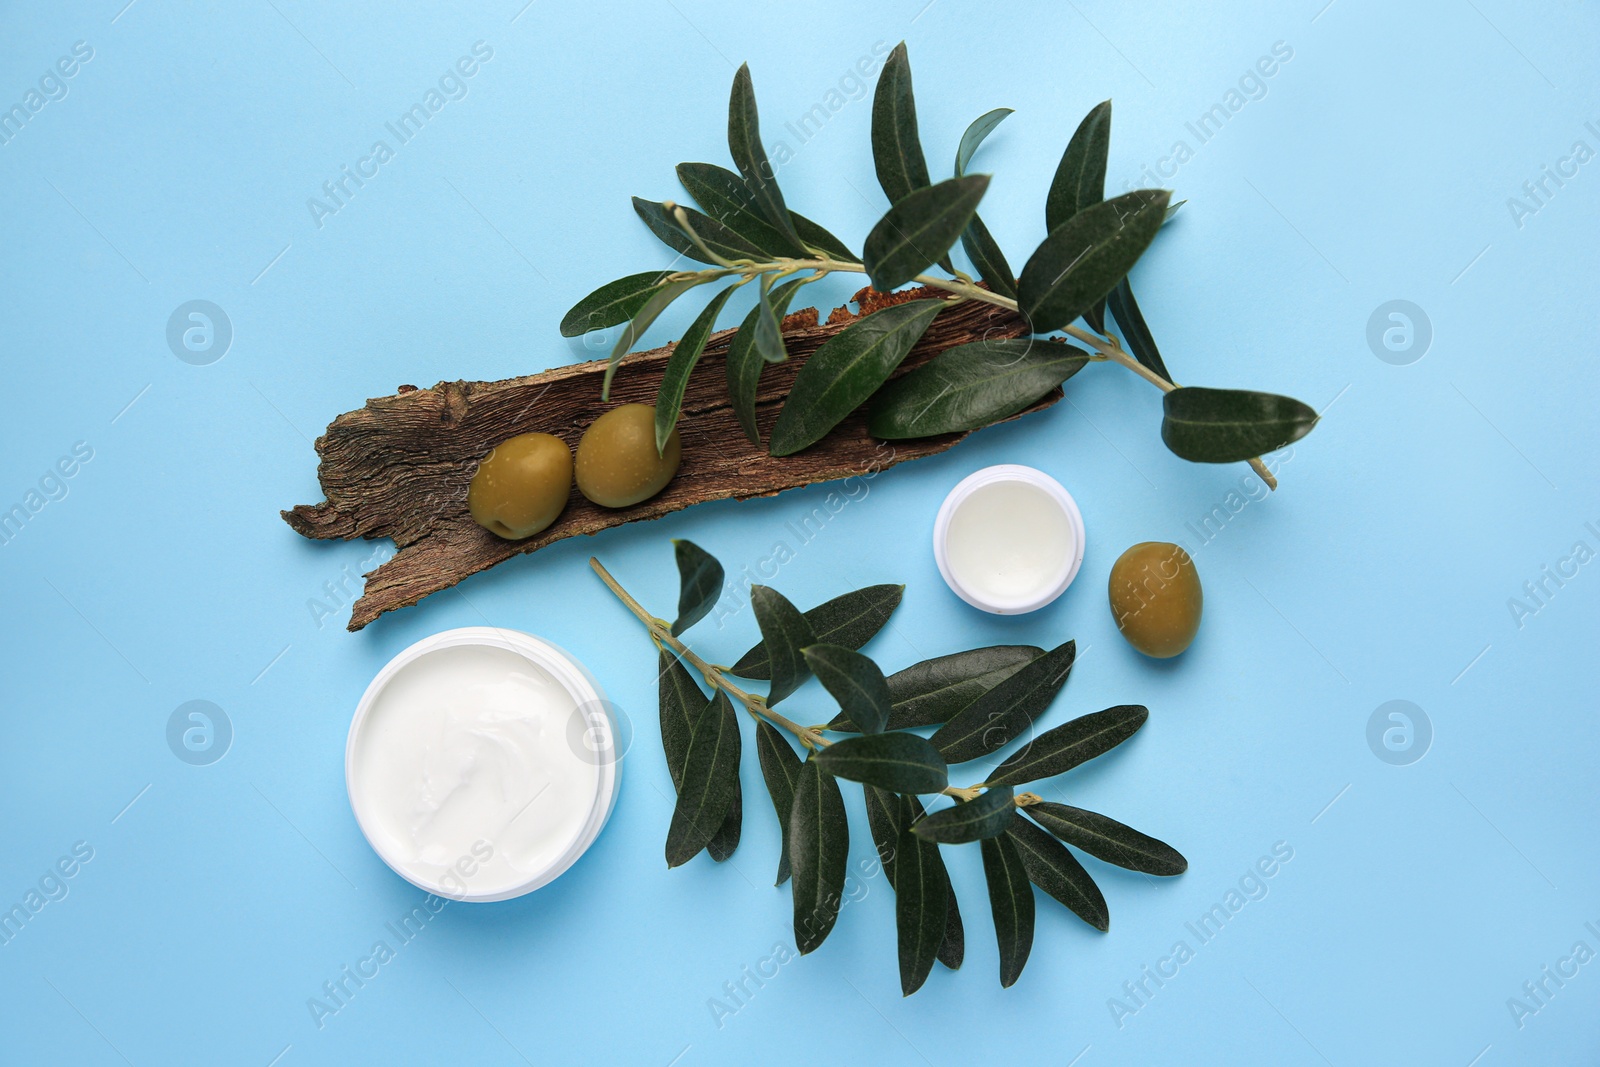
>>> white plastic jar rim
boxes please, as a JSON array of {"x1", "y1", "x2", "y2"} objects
[
  {"x1": 345, "y1": 626, "x2": 620, "y2": 903},
  {"x1": 932, "y1": 464, "x2": 1086, "y2": 615}
]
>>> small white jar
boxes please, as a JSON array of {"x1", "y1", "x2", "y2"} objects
[
  {"x1": 346, "y1": 627, "x2": 620, "y2": 902},
  {"x1": 932, "y1": 465, "x2": 1086, "y2": 615}
]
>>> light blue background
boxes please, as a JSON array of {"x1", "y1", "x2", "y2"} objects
[{"x1": 3, "y1": 1, "x2": 1597, "y2": 1064}]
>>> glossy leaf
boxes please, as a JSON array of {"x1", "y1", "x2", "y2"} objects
[
  {"x1": 865, "y1": 788, "x2": 963, "y2": 969},
  {"x1": 658, "y1": 649, "x2": 705, "y2": 790},
  {"x1": 980, "y1": 831, "x2": 1035, "y2": 988},
  {"x1": 726, "y1": 276, "x2": 807, "y2": 445},
  {"x1": 632, "y1": 196, "x2": 765, "y2": 264},
  {"x1": 728, "y1": 63, "x2": 805, "y2": 254},
  {"x1": 929, "y1": 640, "x2": 1076, "y2": 763},
  {"x1": 676, "y1": 161, "x2": 798, "y2": 258},
  {"x1": 986, "y1": 704, "x2": 1148, "y2": 787},
  {"x1": 665, "y1": 691, "x2": 742, "y2": 868},
  {"x1": 954, "y1": 108, "x2": 1013, "y2": 177},
  {"x1": 749, "y1": 585, "x2": 816, "y2": 706},
  {"x1": 1025, "y1": 801, "x2": 1187, "y2": 876},
  {"x1": 831, "y1": 644, "x2": 1042, "y2": 732},
  {"x1": 1045, "y1": 100, "x2": 1111, "y2": 233},
  {"x1": 862, "y1": 175, "x2": 990, "y2": 291},
  {"x1": 868, "y1": 338, "x2": 1088, "y2": 439},
  {"x1": 793, "y1": 212, "x2": 859, "y2": 262},
  {"x1": 803, "y1": 644, "x2": 893, "y2": 734},
  {"x1": 560, "y1": 271, "x2": 670, "y2": 338},
  {"x1": 769, "y1": 298, "x2": 945, "y2": 456},
  {"x1": 1160, "y1": 387, "x2": 1319, "y2": 463},
  {"x1": 871, "y1": 41, "x2": 932, "y2": 206},
  {"x1": 1018, "y1": 189, "x2": 1169, "y2": 333},
  {"x1": 1007, "y1": 816, "x2": 1109, "y2": 931},
  {"x1": 815, "y1": 732, "x2": 948, "y2": 794},
  {"x1": 670, "y1": 539, "x2": 725, "y2": 637},
  {"x1": 656, "y1": 285, "x2": 736, "y2": 453},
  {"x1": 707, "y1": 781, "x2": 742, "y2": 862},
  {"x1": 604, "y1": 276, "x2": 704, "y2": 399},
  {"x1": 756, "y1": 721, "x2": 803, "y2": 884},
  {"x1": 960, "y1": 213, "x2": 1017, "y2": 300},
  {"x1": 1106, "y1": 276, "x2": 1171, "y2": 383},
  {"x1": 790, "y1": 759, "x2": 849, "y2": 954},
  {"x1": 913, "y1": 785, "x2": 1017, "y2": 844},
  {"x1": 733, "y1": 584, "x2": 903, "y2": 680},
  {"x1": 894, "y1": 824, "x2": 949, "y2": 996}
]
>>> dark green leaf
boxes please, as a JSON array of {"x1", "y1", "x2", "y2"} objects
[
  {"x1": 707, "y1": 781, "x2": 742, "y2": 862},
  {"x1": 670, "y1": 539, "x2": 725, "y2": 638},
  {"x1": 769, "y1": 298, "x2": 945, "y2": 456},
  {"x1": 959, "y1": 213, "x2": 1017, "y2": 300},
  {"x1": 954, "y1": 108, "x2": 1013, "y2": 177},
  {"x1": 733, "y1": 584, "x2": 903, "y2": 681},
  {"x1": 980, "y1": 831, "x2": 1035, "y2": 988},
  {"x1": 676, "y1": 162, "x2": 798, "y2": 258},
  {"x1": 665, "y1": 691, "x2": 742, "y2": 868},
  {"x1": 604, "y1": 276, "x2": 705, "y2": 400},
  {"x1": 871, "y1": 42, "x2": 932, "y2": 206},
  {"x1": 894, "y1": 824, "x2": 949, "y2": 996},
  {"x1": 790, "y1": 759, "x2": 849, "y2": 954},
  {"x1": 863, "y1": 784, "x2": 910, "y2": 886},
  {"x1": 1160, "y1": 387, "x2": 1319, "y2": 463},
  {"x1": 756, "y1": 721, "x2": 802, "y2": 884},
  {"x1": 938, "y1": 885, "x2": 965, "y2": 971},
  {"x1": 632, "y1": 197, "x2": 765, "y2": 265},
  {"x1": 815, "y1": 732, "x2": 948, "y2": 794},
  {"x1": 863, "y1": 175, "x2": 990, "y2": 291},
  {"x1": 749, "y1": 585, "x2": 816, "y2": 706},
  {"x1": 656, "y1": 285, "x2": 736, "y2": 453},
  {"x1": 1045, "y1": 100, "x2": 1111, "y2": 233},
  {"x1": 803, "y1": 644, "x2": 893, "y2": 734},
  {"x1": 560, "y1": 271, "x2": 671, "y2": 338},
  {"x1": 1007, "y1": 816, "x2": 1109, "y2": 931},
  {"x1": 726, "y1": 277, "x2": 807, "y2": 446},
  {"x1": 658, "y1": 649, "x2": 705, "y2": 790},
  {"x1": 793, "y1": 212, "x2": 859, "y2": 262},
  {"x1": 1106, "y1": 277, "x2": 1171, "y2": 383},
  {"x1": 1018, "y1": 189, "x2": 1169, "y2": 333},
  {"x1": 868, "y1": 337, "x2": 1088, "y2": 439},
  {"x1": 728, "y1": 63, "x2": 805, "y2": 255},
  {"x1": 1024, "y1": 802, "x2": 1187, "y2": 876},
  {"x1": 986, "y1": 704, "x2": 1148, "y2": 787},
  {"x1": 832, "y1": 644, "x2": 1043, "y2": 732},
  {"x1": 913, "y1": 785, "x2": 1017, "y2": 843},
  {"x1": 930, "y1": 640, "x2": 1076, "y2": 764}
]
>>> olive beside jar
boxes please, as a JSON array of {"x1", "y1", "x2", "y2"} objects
[
  {"x1": 468, "y1": 403, "x2": 683, "y2": 540},
  {"x1": 1107, "y1": 541, "x2": 1203, "y2": 658}
]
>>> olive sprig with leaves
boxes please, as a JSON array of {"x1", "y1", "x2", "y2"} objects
[
  {"x1": 591, "y1": 540, "x2": 1186, "y2": 994},
  {"x1": 563, "y1": 41, "x2": 1318, "y2": 489}
]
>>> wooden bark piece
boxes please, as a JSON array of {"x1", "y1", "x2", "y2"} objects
[{"x1": 283, "y1": 287, "x2": 1044, "y2": 630}]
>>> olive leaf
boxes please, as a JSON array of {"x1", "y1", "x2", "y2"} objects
[
  {"x1": 676, "y1": 161, "x2": 799, "y2": 259},
  {"x1": 753, "y1": 275, "x2": 788, "y2": 364},
  {"x1": 914, "y1": 785, "x2": 1017, "y2": 843},
  {"x1": 959, "y1": 214, "x2": 1017, "y2": 300},
  {"x1": 560, "y1": 270, "x2": 671, "y2": 338},
  {"x1": 670, "y1": 539, "x2": 724, "y2": 637},
  {"x1": 728, "y1": 63, "x2": 805, "y2": 255},
  {"x1": 732, "y1": 584, "x2": 903, "y2": 680},
  {"x1": 980, "y1": 831, "x2": 1035, "y2": 988},
  {"x1": 756, "y1": 720, "x2": 802, "y2": 884},
  {"x1": 665, "y1": 691, "x2": 742, "y2": 868},
  {"x1": 726, "y1": 276, "x2": 807, "y2": 445},
  {"x1": 769, "y1": 298, "x2": 945, "y2": 456},
  {"x1": 604, "y1": 276, "x2": 706, "y2": 399},
  {"x1": 871, "y1": 41, "x2": 933, "y2": 206},
  {"x1": 1106, "y1": 277, "x2": 1171, "y2": 383},
  {"x1": 830, "y1": 644, "x2": 1043, "y2": 732},
  {"x1": 1007, "y1": 816, "x2": 1109, "y2": 931},
  {"x1": 985, "y1": 704, "x2": 1148, "y2": 787},
  {"x1": 749, "y1": 584, "x2": 817, "y2": 706},
  {"x1": 1045, "y1": 100, "x2": 1111, "y2": 233},
  {"x1": 707, "y1": 781, "x2": 742, "y2": 862},
  {"x1": 863, "y1": 787, "x2": 962, "y2": 969},
  {"x1": 862, "y1": 175, "x2": 990, "y2": 291},
  {"x1": 868, "y1": 338, "x2": 1088, "y2": 440},
  {"x1": 929, "y1": 640, "x2": 1076, "y2": 764},
  {"x1": 894, "y1": 824, "x2": 949, "y2": 996},
  {"x1": 1160, "y1": 387, "x2": 1318, "y2": 463},
  {"x1": 658, "y1": 649, "x2": 705, "y2": 790},
  {"x1": 802, "y1": 644, "x2": 893, "y2": 734},
  {"x1": 632, "y1": 196, "x2": 765, "y2": 264},
  {"x1": 1024, "y1": 802, "x2": 1187, "y2": 876},
  {"x1": 954, "y1": 107, "x2": 1013, "y2": 177},
  {"x1": 793, "y1": 212, "x2": 859, "y2": 262},
  {"x1": 790, "y1": 759, "x2": 849, "y2": 954},
  {"x1": 814, "y1": 732, "x2": 948, "y2": 794},
  {"x1": 1018, "y1": 189, "x2": 1170, "y2": 333},
  {"x1": 656, "y1": 284, "x2": 736, "y2": 453}
]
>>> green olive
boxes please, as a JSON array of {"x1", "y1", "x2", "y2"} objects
[
  {"x1": 468, "y1": 432, "x2": 573, "y2": 540},
  {"x1": 1108, "y1": 541, "x2": 1203, "y2": 658},
  {"x1": 575, "y1": 404, "x2": 681, "y2": 508}
]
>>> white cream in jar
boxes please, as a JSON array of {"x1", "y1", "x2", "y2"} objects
[
  {"x1": 933, "y1": 465, "x2": 1086, "y2": 614},
  {"x1": 346, "y1": 628, "x2": 618, "y2": 901}
]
